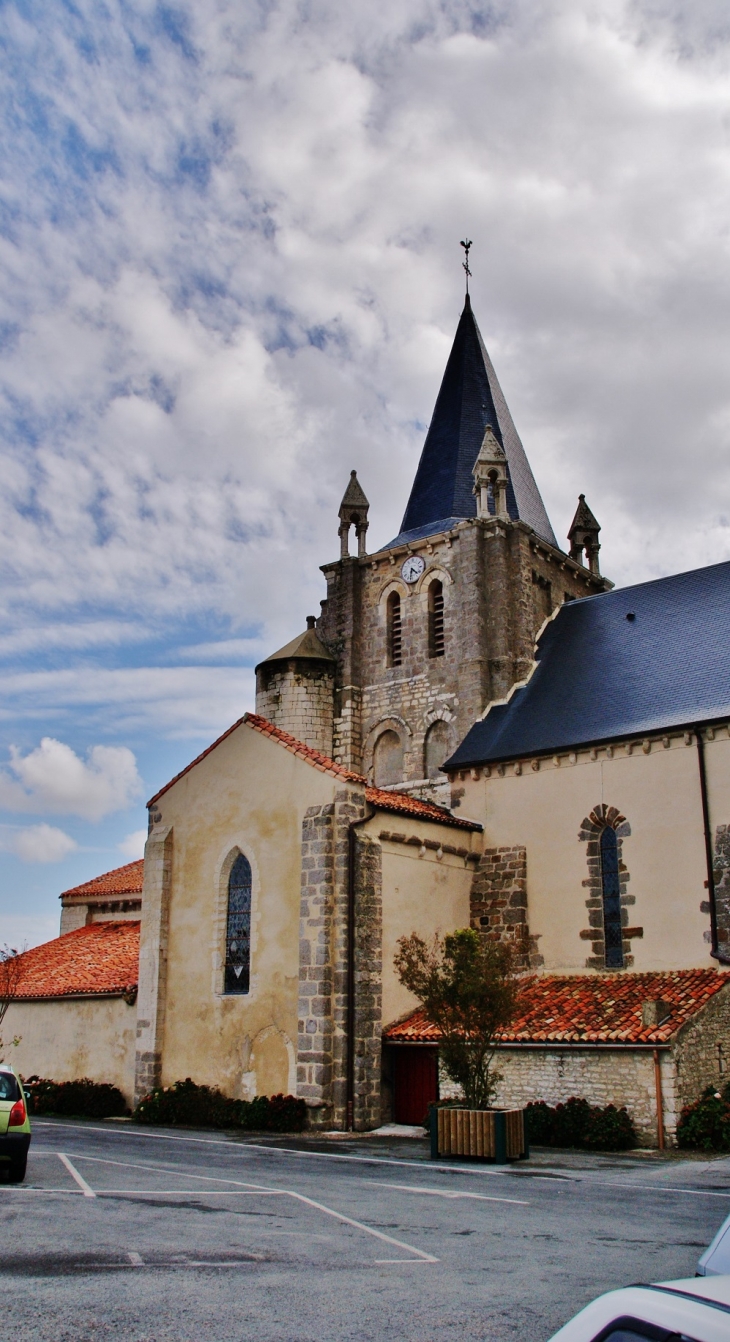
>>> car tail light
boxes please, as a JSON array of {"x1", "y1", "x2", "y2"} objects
[{"x1": 8, "y1": 1099, "x2": 26, "y2": 1127}]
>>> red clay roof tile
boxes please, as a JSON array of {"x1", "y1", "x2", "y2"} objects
[
  {"x1": 60, "y1": 860, "x2": 144, "y2": 902},
  {"x1": 148, "y1": 713, "x2": 480, "y2": 830},
  {"x1": 383, "y1": 970, "x2": 730, "y2": 1046},
  {"x1": 11, "y1": 921, "x2": 140, "y2": 1001}
]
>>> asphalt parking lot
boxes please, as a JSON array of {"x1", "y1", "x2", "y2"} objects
[{"x1": 3, "y1": 1120, "x2": 730, "y2": 1342}]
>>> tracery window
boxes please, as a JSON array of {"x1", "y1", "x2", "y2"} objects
[
  {"x1": 600, "y1": 826, "x2": 623, "y2": 968},
  {"x1": 387, "y1": 591, "x2": 402, "y2": 667},
  {"x1": 428, "y1": 580, "x2": 444, "y2": 658},
  {"x1": 225, "y1": 852, "x2": 252, "y2": 993}
]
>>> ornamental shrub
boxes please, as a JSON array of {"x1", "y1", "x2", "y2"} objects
[
  {"x1": 677, "y1": 1084, "x2": 730, "y2": 1151},
  {"x1": 24, "y1": 1076, "x2": 127, "y2": 1119},
  {"x1": 525, "y1": 1096, "x2": 636, "y2": 1150},
  {"x1": 133, "y1": 1079, "x2": 307, "y2": 1133}
]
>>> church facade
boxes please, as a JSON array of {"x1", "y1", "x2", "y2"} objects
[{"x1": 6, "y1": 294, "x2": 730, "y2": 1146}]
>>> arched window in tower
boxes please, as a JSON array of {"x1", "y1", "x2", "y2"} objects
[
  {"x1": 424, "y1": 720, "x2": 450, "y2": 779},
  {"x1": 387, "y1": 591, "x2": 402, "y2": 667},
  {"x1": 428, "y1": 580, "x2": 445, "y2": 658},
  {"x1": 373, "y1": 730, "x2": 404, "y2": 787},
  {"x1": 600, "y1": 827, "x2": 623, "y2": 968},
  {"x1": 225, "y1": 852, "x2": 252, "y2": 993}
]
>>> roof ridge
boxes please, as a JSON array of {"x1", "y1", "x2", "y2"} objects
[{"x1": 61, "y1": 858, "x2": 145, "y2": 900}]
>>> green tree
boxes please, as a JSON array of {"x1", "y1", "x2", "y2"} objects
[{"x1": 394, "y1": 928, "x2": 520, "y2": 1110}]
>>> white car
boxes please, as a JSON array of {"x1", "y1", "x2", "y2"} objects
[
  {"x1": 697, "y1": 1210, "x2": 730, "y2": 1277},
  {"x1": 547, "y1": 1274, "x2": 730, "y2": 1341}
]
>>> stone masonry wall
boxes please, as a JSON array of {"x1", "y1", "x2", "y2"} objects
[
  {"x1": 134, "y1": 826, "x2": 173, "y2": 1105},
  {"x1": 469, "y1": 846, "x2": 544, "y2": 970},
  {"x1": 256, "y1": 662, "x2": 334, "y2": 756},
  {"x1": 352, "y1": 832, "x2": 383, "y2": 1129},
  {"x1": 491, "y1": 1047, "x2": 666, "y2": 1145},
  {"x1": 318, "y1": 514, "x2": 606, "y2": 783},
  {"x1": 674, "y1": 982, "x2": 730, "y2": 1114},
  {"x1": 296, "y1": 786, "x2": 368, "y2": 1129},
  {"x1": 710, "y1": 824, "x2": 730, "y2": 956}
]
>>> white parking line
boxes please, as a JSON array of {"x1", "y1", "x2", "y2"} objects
[
  {"x1": 33, "y1": 1121, "x2": 730, "y2": 1202},
  {"x1": 62, "y1": 1151, "x2": 438, "y2": 1264},
  {"x1": 359, "y1": 1180, "x2": 528, "y2": 1206},
  {"x1": 57, "y1": 1154, "x2": 96, "y2": 1197},
  {"x1": 284, "y1": 1190, "x2": 438, "y2": 1263}
]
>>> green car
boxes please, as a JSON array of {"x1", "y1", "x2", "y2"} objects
[{"x1": 0, "y1": 1064, "x2": 31, "y2": 1183}]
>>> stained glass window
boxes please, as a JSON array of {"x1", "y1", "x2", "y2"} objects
[
  {"x1": 600, "y1": 826, "x2": 623, "y2": 968},
  {"x1": 225, "y1": 853, "x2": 252, "y2": 994}
]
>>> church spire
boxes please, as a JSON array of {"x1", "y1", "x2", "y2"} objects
[{"x1": 395, "y1": 298, "x2": 558, "y2": 549}]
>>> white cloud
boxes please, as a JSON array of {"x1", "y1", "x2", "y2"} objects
[
  {"x1": 0, "y1": 824, "x2": 78, "y2": 865},
  {"x1": 0, "y1": 739, "x2": 142, "y2": 822},
  {"x1": 118, "y1": 829, "x2": 148, "y2": 860}
]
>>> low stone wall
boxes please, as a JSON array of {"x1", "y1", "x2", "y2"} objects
[
  {"x1": 490, "y1": 1046, "x2": 667, "y2": 1146},
  {"x1": 5, "y1": 996, "x2": 137, "y2": 1106}
]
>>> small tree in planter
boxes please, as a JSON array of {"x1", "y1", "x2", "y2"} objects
[
  {"x1": 394, "y1": 927, "x2": 520, "y2": 1110},
  {"x1": 0, "y1": 944, "x2": 25, "y2": 1061}
]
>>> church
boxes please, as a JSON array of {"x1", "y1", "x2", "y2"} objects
[{"x1": 7, "y1": 293, "x2": 730, "y2": 1146}]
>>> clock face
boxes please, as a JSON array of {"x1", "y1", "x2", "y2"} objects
[{"x1": 401, "y1": 554, "x2": 425, "y2": 583}]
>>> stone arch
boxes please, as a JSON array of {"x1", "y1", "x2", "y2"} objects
[
  {"x1": 372, "y1": 730, "x2": 405, "y2": 787},
  {"x1": 578, "y1": 805, "x2": 638, "y2": 971},
  {"x1": 423, "y1": 719, "x2": 453, "y2": 779},
  {"x1": 414, "y1": 563, "x2": 453, "y2": 595},
  {"x1": 363, "y1": 715, "x2": 412, "y2": 787},
  {"x1": 377, "y1": 577, "x2": 408, "y2": 615}
]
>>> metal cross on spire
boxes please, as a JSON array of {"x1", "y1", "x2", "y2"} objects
[{"x1": 460, "y1": 238, "x2": 473, "y2": 295}]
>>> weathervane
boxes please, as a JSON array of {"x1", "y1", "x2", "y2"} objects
[{"x1": 460, "y1": 238, "x2": 473, "y2": 294}]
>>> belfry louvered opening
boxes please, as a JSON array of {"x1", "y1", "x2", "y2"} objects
[
  {"x1": 388, "y1": 591, "x2": 402, "y2": 667},
  {"x1": 429, "y1": 580, "x2": 444, "y2": 658}
]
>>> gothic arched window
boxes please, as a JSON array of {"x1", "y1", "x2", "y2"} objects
[
  {"x1": 428, "y1": 580, "x2": 445, "y2": 658},
  {"x1": 600, "y1": 827, "x2": 623, "y2": 968},
  {"x1": 387, "y1": 592, "x2": 402, "y2": 667},
  {"x1": 225, "y1": 853, "x2": 252, "y2": 993}
]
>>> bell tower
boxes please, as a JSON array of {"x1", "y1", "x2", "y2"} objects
[{"x1": 258, "y1": 291, "x2": 612, "y2": 801}]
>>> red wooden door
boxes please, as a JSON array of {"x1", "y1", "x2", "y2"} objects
[{"x1": 392, "y1": 1047, "x2": 438, "y2": 1125}]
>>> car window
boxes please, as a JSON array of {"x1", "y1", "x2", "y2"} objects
[
  {"x1": 0, "y1": 1072, "x2": 19, "y2": 1101},
  {"x1": 595, "y1": 1322, "x2": 698, "y2": 1342}
]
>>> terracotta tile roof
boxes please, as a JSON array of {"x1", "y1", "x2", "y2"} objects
[
  {"x1": 365, "y1": 784, "x2": 480, "y2": 830},
  {"x1": 148, "y1": 713, "x2": 480, "y2": 830},
  {"x1": 11, "y1": 922, "x2": 140, "y2": 1001},
  {"x1": 60, "y1": 860, "x2": 144, "y2": 902},
  {"x1": 383, "y1": 970, "x2": 730, "y2": 1046}
]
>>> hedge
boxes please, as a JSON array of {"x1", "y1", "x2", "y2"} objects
[
  {"x1": 133, "y1": 1078, "x2": 308, "y2": 1132},
  {"x1": 525, "y1": 1096, "x2": 636, "y2": 1150},
  {"x1": 677, "y1": 1084, "x2": 730, "y2": 1151},
  {"x1": 23, "y1": 1076, "x2": 127, "y2": 1119}
]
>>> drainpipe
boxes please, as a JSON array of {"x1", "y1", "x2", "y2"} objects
[
  {"x1": 695, "y1": 728, "x2": 730, "y2": 964},
  {"x1": 652, "y1": 1049, "x2": 665, "y2": 1151},
  {"x1": 346, "y1": 811, "x2": 372, "y2": 1132}
]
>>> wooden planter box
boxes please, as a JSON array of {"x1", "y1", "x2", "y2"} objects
[{"x1": 430, "y1": 1106, "x2": 528, "y2": 1163}]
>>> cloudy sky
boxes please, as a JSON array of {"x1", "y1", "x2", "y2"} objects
[{"x1": 1, "y1": 0, "x2": 730, "y2": 947}]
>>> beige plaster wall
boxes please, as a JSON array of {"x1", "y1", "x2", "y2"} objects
[
  {"x1": 371, "y1": 815, "x2": 480, "y2": 1027},
  {"x1": 145, "y1": 723, "x2": 336, "y2": 1101},
  {"x1": 458, "y1": 733, "x2": 724, "y2": 972},
  {"x1": 4, "y1": 997, "x2": 136, "y2": 1103}
]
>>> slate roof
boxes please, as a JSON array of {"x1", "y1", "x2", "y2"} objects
[
  {"x1": 255, "y1": 624, "x2": 335, "y2": 670},
  {"x1": 60, "y1": 860, "x2": 144, "y2": 903},
  {"x1": 148, "y1": 713, "x2": 481, "y2": 830},
  {"x1": 383, "y1": 970, "x2": 730, "y2": 1046},
  {"x1": 11, "y1": 921, "x2": 140, "y2": 1001},
  {"x1": 390, "y1": 296, "x2": 558, "y2": 549},
  {"x1": 446, "y1": 559, "x2": 730, "y2": 769}
]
